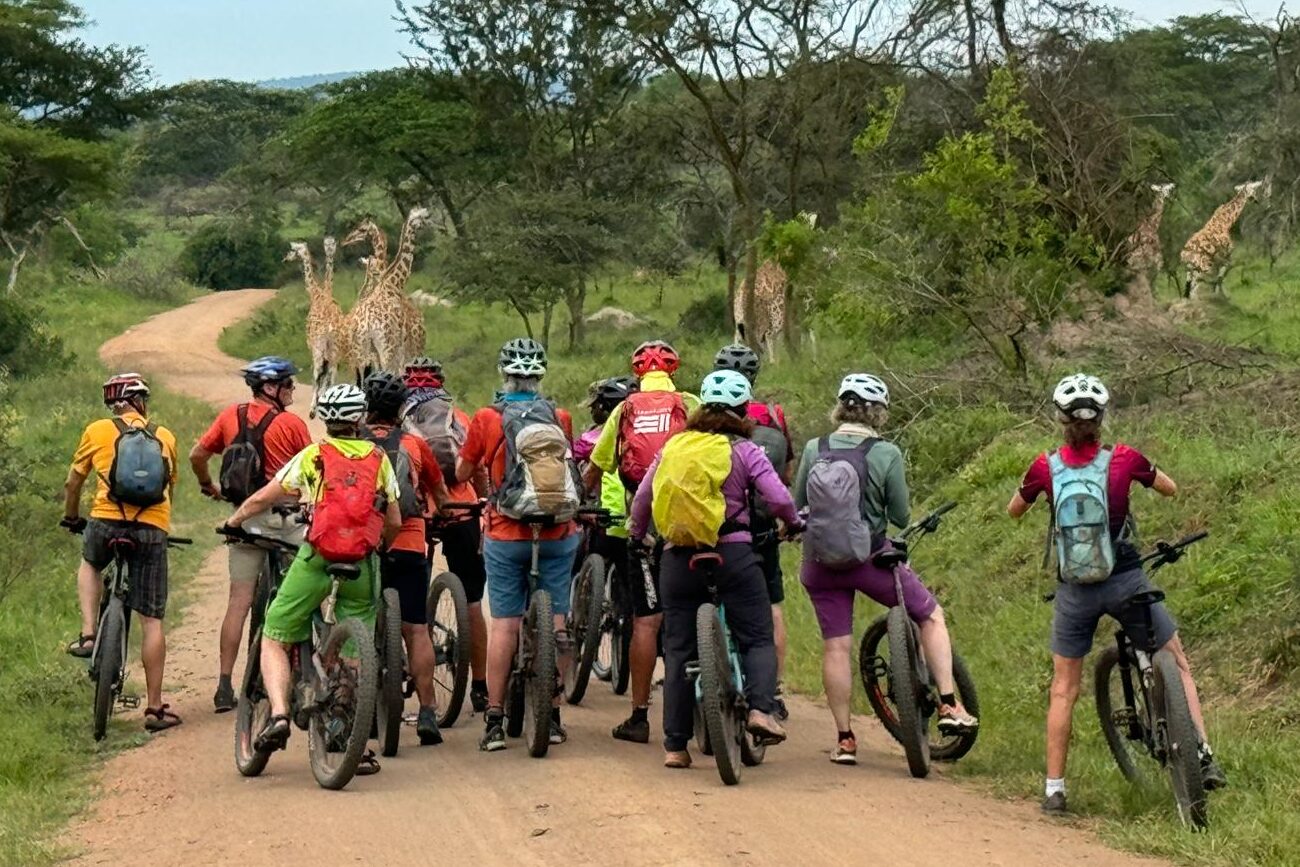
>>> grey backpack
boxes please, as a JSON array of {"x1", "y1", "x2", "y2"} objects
[
  {"x1": 368, "y1": 427, "x2": 424, "y2": 520},
  {"x1": 749, "y1": 405, "x2": 789, "y2": 470},
  {"x1": 402, "y1": 389, "x2": 465, "y2": 481},
  {"x1": 492, "y1": 397, "x2": 581, "y2": 522},
  {"x1": 805, "y1": 436, "x2": 878, "y2": 569},
  {"x1": 108, "y1": 419, "x2": 169, "y2": 508}
]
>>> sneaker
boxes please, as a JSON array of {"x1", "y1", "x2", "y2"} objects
[
  {"x1": 937, "y1": 703, "x2": 979, "y2": 734},
  {"x1": 549, "y1": 720, "x2": 568, "y2": 745},
  {"x1": 746, "y1": 710, "x2": 787, "y2": 744},
  {"x1": 612, "y1": 714, "x2": 650, "y2": 744},
  {"x1": 213, "y1": 681, "x2": 236, "y2": 714},
  {"x1": 470, "y1": 687, "x2": 489, "y2": 715},
  {"x1": 1200, "y1": 753, "x2": 1228, "y2": 791},
  {"x1": 1041, "y1": 792, "x2": 1068, "y2": 816},
  {"x1": 479, "y1": 716, "x2": 506, "y2": 752},
  {"x1": 664, "y1": 750, "x2": 692, "y2": 769},
  {"x1": 831, "y1": 736, "x2": 858, "y2": 765},
  {"x1": 417, "y1": 705, "x2": 444, "y2": 746}
]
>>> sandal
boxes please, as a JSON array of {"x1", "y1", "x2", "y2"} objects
[
  {"x1": 254, "y1": 714, "x2": 292, "y2": 752},
  {"x1": 67, "y1": 634, "x2": 96, "y2": 659},
  {"x1": 355, "y1": 749, "x2": 381, "y2": 776},
  {"x1": 143, "y1": 704, "x2": 183, "y2": 732}
]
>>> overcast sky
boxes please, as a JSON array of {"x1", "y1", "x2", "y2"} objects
[{"x1": 78, "y1": 0, "x2": 1280, "y2": 85}]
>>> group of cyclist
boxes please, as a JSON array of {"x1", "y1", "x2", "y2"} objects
[{"x1": 62, "y1": 337, "x2": 1224, "y2": 813}]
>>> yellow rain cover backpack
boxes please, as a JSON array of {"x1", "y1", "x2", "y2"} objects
[{"x1": 652, "y1": 430, "x2": 735, "y2": 548}]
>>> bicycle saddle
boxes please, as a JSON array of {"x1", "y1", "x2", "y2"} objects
[
  {"x1": 1123, "y1": 589, "x2": 1166, "y2": 608},
  {"x1": 871, "y1": 548, "x2": 909, "y2": 569},
  {"x1": 326, "y1": 563, "x2": 363, "y2": 580},
  {"x1": 106, "y1": 536, "x2": 138, "y2": 553}
]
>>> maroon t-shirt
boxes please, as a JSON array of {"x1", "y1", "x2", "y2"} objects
[{"x1": 1018, "y1": 442, "x2": 1158, "y2": 538}]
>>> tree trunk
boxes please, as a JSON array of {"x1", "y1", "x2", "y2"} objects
[
  {"x1": 783, "y1": 277, "x2": 802, "y2": 358},
  {"x1": 508, "y1": 296, "x2": 534, "y2": 338},
  {"x1": 566, "y1": 279, "x2": 587, "y2": 350},
  {"x1": 962, "y1": 0, "x2": 980, "y2": 81},
  {"x1": 724, "y1": 252, "x2": 738, "y2": 334},
  {"x1": 541, "y1": 300, "x2": 555, "y2": 349},
  {"x1": 991, "y1": 0, "x2": 1017, "y2": 65},
  {"x1": 435, "y1": 183, "x2": 469, "y2": 240}
]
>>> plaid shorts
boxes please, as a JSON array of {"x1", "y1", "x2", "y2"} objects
[{"x1": 83, "y1": 519, "x2": 170, "y2": 619}]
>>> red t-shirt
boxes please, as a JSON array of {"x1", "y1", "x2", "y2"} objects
[
  {"x1": 368, "y1": 422, "x2": 445, "y2": 555},
  {"x1": 1018, "y1": 442, "x2": 1158, "y2": 538},
  {"x1": 746, "y1": 401, "x2": 795, "y2": 465},
  {"x1": 459, "y1": 402, "x2": 575, "y2": 542},
  {"x1": 198, "y1": 401, "x2": 312, "y2": 481}
]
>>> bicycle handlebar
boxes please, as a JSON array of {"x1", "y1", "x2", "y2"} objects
[
  {"x1": 215, "y1": 525, "x2": 299, "y2": 552},
  {"x1": 1043, "y1": 530, "x2": 1207, "y2": 602},
  {"x1": 168, "y1": 537, "x2": 193, "y2": 547},
  {"x1": 901, "y1": 501, "x2": 958, "y2": 541}
]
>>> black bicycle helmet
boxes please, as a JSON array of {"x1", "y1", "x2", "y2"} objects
[
  {"x1": 588, "y1": 375, "x2": 638, "y2": 410},
  {"x1": 713, "y1": 343, "x2": 760, "y2": 382},
  {"x1": 363, "y1": 371, "x2": 409, "y2": 418}
]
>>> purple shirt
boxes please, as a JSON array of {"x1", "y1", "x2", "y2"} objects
[
  {"x1": 629, "y1": 438, "x2": 800, "y2": 545},
  {"x1": 573, "y1": 426, "x2": 600, "y2": 464}
]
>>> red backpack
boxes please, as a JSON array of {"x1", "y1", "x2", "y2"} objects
[
  {"x1": 306, "y1": 443, "x2": 386, "y2": 563},
  {"x1": 617, "y1": 390, "x2": 688, "y2": 489}
]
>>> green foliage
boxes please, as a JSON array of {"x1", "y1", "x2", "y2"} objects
[
  {"x1": 676, "y1": 291, "x2": 729, "y2": 336},
  {"x1": 178, "y1": 218, "x2": 284, "y2": 291},
  {"x1": 0, "y1": 294, "x2": 65, "y2": 376}
]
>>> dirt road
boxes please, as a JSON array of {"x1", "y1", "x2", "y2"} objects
[{"x1": 72, "y1": 289, "x2": 1165, "y2": 866}]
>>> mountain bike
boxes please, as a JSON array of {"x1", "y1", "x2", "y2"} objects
[
  {"x1": 1092, "y1": 532, "x2": 1210, "y2": 829},
  {"x1": 858, "y1": 502, "x2": 979, "y2": 778},
  {"x1": 593, "y1": 536, "x2": 636, "y2": 696},
  {"x1": 563, "y1": 508, "x2": 612, "y2": 705},
  {"x1": 375, "y1": 583, "x2": 404, "y2": 756},
  {"x1": 686, "y1": 552, "x2": 769, "y2": 786},
  {"x1": 218, "y1": 526, "x2": 379, "y2": 791},
  {"x1": 424, "y1": 503, "x2": 478, "y2": 728},
  {"x1": 79, "y1": 529, "x2": 192, "y2": 741}
]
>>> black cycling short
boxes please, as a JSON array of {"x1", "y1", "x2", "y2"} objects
[
  {"x1": 83, "y1": 519, "x2": 169, "y2": 619},
  {"x1": 381, "y1": 550, "x2": 430, "y2": 625},
  {"x1": 438, "y1": 518, "x2": 486, "y2": 604}
]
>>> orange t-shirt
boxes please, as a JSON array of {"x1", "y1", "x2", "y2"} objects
[
  {"x1": 446, "y1": 406, "x2": 479, "y2": 504},
  {"x1": 367, "y1": 422, "x2": 445, "y2": 555},
  {"x1": 198, "y1": 400, "x2": 312, "y2": 481},
  {"x1": 458, "y1": 401, "x2": 575, "y2": 542}
]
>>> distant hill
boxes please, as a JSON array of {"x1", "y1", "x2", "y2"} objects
[{"x1": 255, "y1": 71, "x2": 363, "y2": 90}]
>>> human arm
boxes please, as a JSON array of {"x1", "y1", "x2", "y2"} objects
[
  {"x1": 791, "y1": 440, "x2": 813, "y2": 510},
  {"x1": 1006, "y1": 492, "x2": 1033, "y2": 519},
  {"x1": 627, "y1": 455, "x2": 659, "y2": 542},
  {"x1": 744, "y1": 442, "x2": 801, "y2": 526},
  {"x1": 382, "y1": 500, "x2": 402, "y2": 545},
  {"x1": 188, "y1": 442, "x2": 222, "y2": 500},
  {"x1": 880, "y1": 447, "x2": 911, "y2": 530},
  {"x1": 1152, "y1": 470, "x2": 1177, "y2": 497},
  {"x1": 413, "y1": 437, "x2": 451, "y2": 511},
  {"x1": 227, "y1": 478, "x2": 294, "y2": 527},
  {"x1": 63, "y1": 468, "x2": 87, "y2": 522},
  {"x1": 455, "y1": 409, "x2": 487, "y2": 483}
]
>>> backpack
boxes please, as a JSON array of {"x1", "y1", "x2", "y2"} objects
[
  {"x1": 218, "y1": 404, "x2": 279, "y2": 505},
  {"x1": 1050, "y1": 448, "x2": 1115, "y2": 584},
  {"x1": 749, "y1": 404, "x2": 790, "y2": 471},
  {"x1": 367, "y1": 427, "x2": 424, "y2": 520},
  {"x1": 617, "y1": 390, "x2": 688, "y2": 489},
  {"x1": 107, "y1": 419, "x2": 169, "y2": 508},
  {"x1": 805, "y1": 436, "x2": 878, "y2": 569},
  {"x1": 306, "y1": 443, "x2": 386, "y2": 563},
  {"x1": 651, "y1": 431, "x2": 735, "y2": 548},
  {"x1": 492, "y1": 398, "x2": 581, "y2": 522},
  {"x1": 403, "y1": 390, "x2": 466, "y2": 481}
]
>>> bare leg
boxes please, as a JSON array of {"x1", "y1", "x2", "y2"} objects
[
  {"x1": 1162, "y1": 634, "x2": 1209, "y2": 741},
  {"x1": 138, "y1": 615, "x2": 167, "y2": 709},
  {"x1": 916, "y1": 606, "x2": 956, "y2": 695},
  {"x1": 403, "y1": 623, "x2": 438, "y2": 708},
  {"x1": 1046, "y1": 655, "x2": 1084, "y2": 779},
  {"x1": 219, "y1": 580, "x2": 256, "y2": 678},
  {"x1": 469, "y1": 602, "x2": 488, "y2": 681},
  {"x1": 487, "y1": 616, "x2": 521, "y2": 709},
  {"x1": 261, "y1": 639, "x2": 293, "y2": 717},
  {"x1": 822, "y1": 635, "x2": 854, "y2": 733},
  {"x1": 78, "y1": 560, "x2": 102, "y2": 637},
  {"x1": 630, "y1": 613, "x2": 663, "y2": 708},
  {"x1": 772, "y1": 604, "x2": 787, "y2": 683}
]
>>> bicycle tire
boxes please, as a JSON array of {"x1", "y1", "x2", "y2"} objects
[
  {"x1": 524, "y1": 590, "x2": 556, "y2": 758},
  {"x1": 741, "y1": 730, "x2": 767, "y2": 766},
  {"x1": 248, "y1": 556, "x2": 272, "y2": 646},
  {"x1": 307, "y1": 617, "x2": 378, "y2": 791},
  {"x1": 92, "y1": 596, "x2": 125, "y2": 742},
  {"x1": 694, "y1": 701, "x2": 714, "y2": 756},
  {"x1": 376, "y1": 588, "x2": 405, "y2": 757},
  {"x1": 611, "y1": 618, "x2": 632, "y2": 695},
  {"x1": 887, "y1": 606, "x2": 931, "y2": 778},
  {"x1": 1153, "y1": 650, "x2": 1208, "y2": 829},
  {"x1": 1094, "y1": 645, "x2": 1149, "y2": 784},
  {"x1": 505, "y1": 671, "x2": 525, "y2": 738},
  {"x1": 859, "y1": 616, "x2": 980, "y2": 762},
  {"x1": 427, "y1": 571, "x2": 471, "y2": 727},
  {"x1": 234, "y1": 629, "x2": 272, "y2": 777},
  {"x1": 698, "y1": 603, "x2": 742, "y2": 785},
  {"x1": 564, "y1": 554, "x2": 606, "y2": 705}
]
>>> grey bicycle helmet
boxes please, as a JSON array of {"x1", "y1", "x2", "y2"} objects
[
  {"x1": 498, "y1": 338, "x2": 548, "y2": 377},
  {"x1": 714, "y1": 343, "x2": 760, "y2": 382}
]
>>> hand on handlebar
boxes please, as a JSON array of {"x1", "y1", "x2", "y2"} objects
[
  {"x1": 60, "y1": 516, "x2": 87, "y2": 534},
  {"x1": 199, "y1": 480, "x2": 223, "y2": 501},
  {"x1": 779, "y1": 520, "x2": 805, "y2": 542},
  {"x1": 1155, "y1": 540, "x2": 1183, "y2": 564}
]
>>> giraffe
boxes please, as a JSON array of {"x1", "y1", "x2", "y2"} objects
[
  {"x1": 285, "y1": 240, "x2": 348, "y2": 403},
  {"x1": 1180, "y1": 180, "x2": 1266, "y2": 299},
  {"x1": 342, "y1": 219, "x2": 389, "y2": 301},
  {"x1": 1124, "y1": 183, "x2": 1176, "y2": 295},
  {"x1": 746, "y1": 258, "x2": 788, "y2": 363},
  {"x1": 342, "y1": 207, "x2": 429, "y2": 378}
]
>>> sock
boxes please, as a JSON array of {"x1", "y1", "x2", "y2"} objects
[
  {"x1": 1199, "y1": 742, "x2": 1214, "y2": 760},
  {"x1": 837, "y1": 730, "x2": 854, "y2": 743},
  {"x1": 940, "y1": 693, "x2": 956, "y2": 707},
  {"x1": 472, "y1": 679, "x2": 488, "y2": 693},
  {"x1": 485, "y1": 706, "x2": 503, "y2": 725},
  {"x1": 1045, "y1": 778, "x2": 1066, "y2": 798},
  {"x1": 631, "y1": 705, "x2": 649, "y2": 723}
]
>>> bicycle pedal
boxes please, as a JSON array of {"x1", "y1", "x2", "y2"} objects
[
  {"x1": 118, "y1": 694, "x2": 141, "y2": 710},
  {"x1": 401, "y1": 711, "x2": 419, "y2": 726}
]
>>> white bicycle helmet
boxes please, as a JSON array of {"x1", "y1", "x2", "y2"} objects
[
  {"x1": 314, "y1": 383, "x2": 367, "y2": 423},
  {"x1": 838, "y1": 373, "x2": 889, "y2": 407},
  {"x1": 498, "y1": 338, "x2": 548, "y2": 377},
  {"x1": 1053, "y1": 373, "x2": 1110, "y2": 420},
  {"x1": 699, "y1": 369, "x2": 752, "y2": 407}
]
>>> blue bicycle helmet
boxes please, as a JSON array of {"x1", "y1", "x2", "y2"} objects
[
  {"x1": 699, "y1": 370, "x2": 752, "y2": 408},
  {"x1": 242, "y1": 356, "x2": 298, "y2": 387}
]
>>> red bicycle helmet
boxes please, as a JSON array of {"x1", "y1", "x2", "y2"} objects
[
  {"x1": 631, "y1": 340, "x2": 680, "y2": 377},
  {"x1": 404, "y1": 357, "x2": 444, "y2": 389},
  {"x1": 102, "y1": 373, "x2": 150, "y2": 406}
]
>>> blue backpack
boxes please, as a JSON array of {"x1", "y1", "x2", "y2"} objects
[
  {"x1": 1049, "y1": 448, "x2": 1115, "y2": 584},
  {"x1": 108, "y1": 419, "x2": 169, "y2": 509}
]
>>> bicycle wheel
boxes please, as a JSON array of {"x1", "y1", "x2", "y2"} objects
[
  {"x1": 524, "y1": 590, "x2": 556, "y2": 758},
  {"x1": 860, "y1": 617, "x2": 979, "y2": 762},
  {"x1": 248, "y1": 555, "x2": 273, "y2": 646},
  {"x1": 1094, "y1": 645, "x2": 1151, "y2": 784},
  {"x1": 92, "y1": 596, "x2": 125, "y2": 742},
  {"x1": 427, "y1": 571, "x2": 470, "y2": 727},
  {"x1": 564, "y1": 554, "x2": 605, "y2": 705},
  {"x1": 307, "y1": 617, "x2": 379, "y2": 791},
  {"x1": 694, "y1": 701, "x2": 714, "y2": 756},
  {"x1": 698, "y1": 603, "x2": 742, "y2": 785},
  {"x1": 505, "y1": 670, "x2": 525, "y2": 738},
  {"x1": 741, "y1": 729, "x2": 767, "y2": 767},
  {"x1": 234, "y1": 630, "x2": 272, "y2": 777},
  {"x1": 887, "y1": 606, "x2": 931, "y2": 778},
  {"x1": 375, "y1": 588, "x2": 405, "y2": 757},
  {"x1": 1153, "y1": 650, "x2": 1208, "y2": 830}
]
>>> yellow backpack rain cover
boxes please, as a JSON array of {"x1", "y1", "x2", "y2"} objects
[{"x1": 652, "y1": 430, "x2": 734, "y2": 548}]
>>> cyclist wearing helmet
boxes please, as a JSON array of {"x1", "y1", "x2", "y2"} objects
[
  {"x1": 456, "y1": 339, "x2": 580, "y2": 752},
  {"x1": 190, "y1": 356, "x2": 312, "y2": 712},
  {"x1": 714, "y1": 342, "x2": 796, "y2": 717},
  {"x1": 226, "y1": 383, "x2": 402, "y2": 773},
  {"x1": 403, "y1": 357, "x2": 490, "y2": 712},
  {"x1": 363, "y1": 372, "x2": 451, "y2": 745},
  {"x1": 62, "y1": 373, "x2": 181, "y2": 730},
  {"x1": 628, "y1": 370, "x2": 801, "y2": 768},
  {"x1": 1007, "y1": 373, "x2": 1226, "y2": 814},
  {"x1": 794, "y1": 374, "x2": 977, "y2": 765}
]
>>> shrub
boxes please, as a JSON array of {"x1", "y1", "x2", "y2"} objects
[
  {"x1": 106, "y1": 247, "x2": 196, "y2": 303},
  {"x1": 677, "y1": 291, "x2": 729, "y2": 335},
  {"x1": 0, "y1": 297, "x2": 66, "y2": 377},
  {"x1": 178, "y1": 218, "x2": 284, "y2": 290}
]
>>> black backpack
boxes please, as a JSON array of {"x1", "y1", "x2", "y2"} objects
[
  {"x1": 367, "y1": 426, "x2": 424, "y2": 520},
  {"x1": 219, "y1": 404, "x2": 279, "y2": 504},
  {"x1": 108, "y1": 419, "x2": 169, "y2": 508}
]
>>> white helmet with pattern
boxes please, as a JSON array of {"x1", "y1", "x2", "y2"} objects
[
  {"x1": 1053, "y1": 373, "x2": 1109, "y2": 420},
  {"x1": 314, "y1": 383, "x2": 367, "y2": 423},
  {"x1": 838, "y1": 373, "x2": 889, "y2": 407}
]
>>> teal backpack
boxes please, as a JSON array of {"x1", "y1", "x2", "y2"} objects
[{"x1": 1050, "y1": 448, "x2": 1115, "y2": 584}]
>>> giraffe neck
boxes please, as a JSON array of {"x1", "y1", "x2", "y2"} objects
[
  {"x1": 1211, "y1": 190, "x2": 1254, "y2": 233},
  {"x1": 297, "y1": 251, "x2": 319, "y2": 296},
  {"x1": 1142, "y1": 194, "x2": 1170, "y2": 234},
  {"x1": 381, "y1": 217, "x2": 420, "y2": 294},
  {"x1": 366, "y1": 225, "x2": 388, "y2": 269},
  {"x1": 322, "y1": 250, "x2": 335, "y2": 297}
]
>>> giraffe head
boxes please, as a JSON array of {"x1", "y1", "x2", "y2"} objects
[
  {"x1": 1236, "y1": 180, "x2": 1266, "y2": 200},
  {"x1": 342, "y1": 219, "x2": 380, "y2": 249},
  {"x1": 323, "y1": 236, "x2": 337, "y2": 258},
  {"x1": 1151, "y1": 183, "x2": 1175, "y2": 198},
  {"x1": 407, "y1": 207, "x2": 431, "y2": 230},
  {"x1": 284, "y1": 241, "x2": 310, "y2": 263}
]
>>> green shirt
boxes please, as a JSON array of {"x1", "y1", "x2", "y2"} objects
[
  {"x1": 275, "y1": 437, "x2": 400, "y2": 505},
  {"x1": 792, "y1": 424, "x2": 910, "y2": 536},
  {"x1": 590, "y1": 370, "x2": 701, "y2": 474}
]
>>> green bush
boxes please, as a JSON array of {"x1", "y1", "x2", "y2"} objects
[
  {"x1": 106, "y1": 246, "x2": 197, "y2": 304},
  {"x1": 0, "y1": 296, "x2": 66, "y2": 377},
  {"x1": 677, "y1": 291, "x2": 729, "y2": 335},
  {"x1": 178, "y1": 219, "x2": 284, "y2": 291}
]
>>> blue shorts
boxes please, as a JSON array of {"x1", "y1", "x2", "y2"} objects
[
  {"x1": 1051, "y1": 567, "x2": 1178, "y2": 658},
  {"x1": 483, "y1": 533, "x2": 582, "y2": 618}
]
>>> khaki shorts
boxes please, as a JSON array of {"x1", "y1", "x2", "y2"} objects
[{"x1": 228, "y1": 508, "x2": 307, "y2": 583}]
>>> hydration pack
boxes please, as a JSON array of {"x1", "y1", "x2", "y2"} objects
[
  {"x1": 804, "y1": 436, "x2": 878, "y2": 569},
  {"x1": 617, "y1": 390, "x2": 688, "y2": 489},
  {"x1": 492, "y1": 398, "x2": 581, "y2": 522},
  {"x1": 107, "y1": 419, "x2": 169, "y2": 508},
  {"x1": 367, "y1": 427, "x2": 424, "y2": 520},
  {"x1": 402, "y1": 390, "x2": 465, "y2": 481},
  {"x1": 306, "y1": 443, "x2": 386, "y2": 563},
  {"x1": 651, "y1": 431, "x2": 735, "y2": 548},
  {"x1": 1050, "y1": 448, "x2": 1116, "y2": 584},
  {"x1": 219, "y1": 404, "x2": 278, "y2": 505}
]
